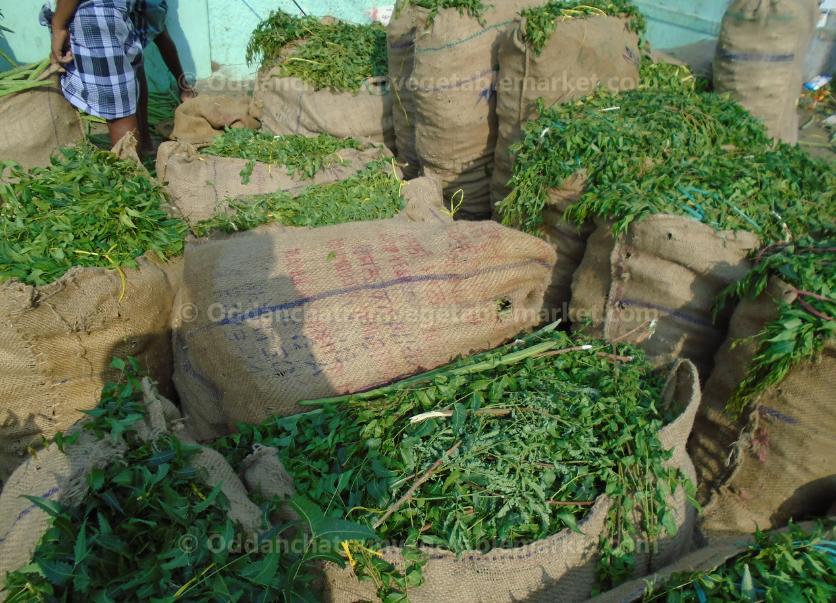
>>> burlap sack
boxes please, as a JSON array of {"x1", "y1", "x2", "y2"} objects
[
  {"x1": 714, "y1": 0, "x2": 819, "y2": 144},
  {"x1": 387, "y1": 2, "x2": 431, "y2": 179},
  {"x1": 588, "y1": 520, "x2": 824, "y2": 603},
  {"x1": 0, "y1": 379, "x2": 261, "y2": 594},
  {"x1": 491, "y1": 15, "x2": 640, "y2": 206},
  {"x1": 155, "y1": 141, "x2": 391, "y2": 223},
  {"x1": 690, "y1": 277, "x2": 836, "y2": 534},
  {"x1": 317, "y1": 360, "x2": 700, "y2": 603},
  {"x1": 0, "y1": 80, "x2": 83, "y2": 169},
  {"x1": 172, "y1": 193, "x2": 555, "y2": 440},
  {"x1": 252, "y1": 70, "x2": 395, "y2": 150},
  {"x1": 569, "y1": 215, "x2": 760, "y2": 377},
  {"x1": 410, "y1": 1, "x2": 543, "y2": 219},
  {"x1": 0, "y1": 255, "x2": 180, "y2": 482},
  {"x1": 171, "y1": 95, "x2": 260, "y2": 146}
]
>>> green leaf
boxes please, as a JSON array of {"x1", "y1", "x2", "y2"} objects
[{"x1": 23, "y1": 495, "x2": 64, "y2": 518}]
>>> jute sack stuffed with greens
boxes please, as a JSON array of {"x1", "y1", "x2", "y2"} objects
[
  {"x1": 0, "y1": 376, "x2": 262, "y2": 600},
  {"x1": 407, "y1": 0, "x2": 544, "y2": 219},
  {"x1": 156, "y1": 132, "x2": 391, "y2": 224},
  {"x1": 491, "y1": 7, "x2": 641, "y2": 206},
  {"x1": 0, "y1": 75, "x2": 83, "y2": 169},
  {"x1": 570, "y1": 215, "x2": 759, "y2": 378},
  {"x1": 690, "y1": 278, "x2": 835, "y2": 534},
  {"x1": 172, "y1": 194, "x2": 555, "y2": 440},
  {"x1": 241, "y1": 352, "x2": 701, "y2": 603},
  {"x1": 714, "y1": 0, "x2": 819, "y2": 144},
  {"x1": 0, "y1": 147, "x2": 184, "y2": 481},
  {"x1": 248, "y1": 13, "x2": 394, "y2": 149},
  {"x1": 170, "y1": 95, "x2": 260, "y2": 146},
  {"x1": 588, "y1": 521, "x2": 834, "y2": 603}
]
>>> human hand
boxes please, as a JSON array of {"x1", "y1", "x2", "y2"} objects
[{"x1": 51, "y1": 27, "x2": 73, "y2": 65}]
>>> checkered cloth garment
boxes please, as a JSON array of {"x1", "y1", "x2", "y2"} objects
[{"x1": 40, "y1": 0, "x2": 162, "y2": 120}]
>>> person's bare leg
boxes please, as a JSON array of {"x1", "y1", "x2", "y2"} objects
[
  {"x1": 136, "y1": 64, "x2": 153, "y2": 154},
  {"x1": 108, "y1": 115, "x2": 140, "y2": 151},
  {"x1": 154, "y1": 30, "x2": 196, "y2": 100}
]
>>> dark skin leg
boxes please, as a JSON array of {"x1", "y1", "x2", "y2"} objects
[
  {"x1": 154, "y1": 29, "x2": 196, "y2": 100},
  {"x1": 108, "y1": 115, "x2": 140, "y2": 150},
  {"x1": 136, "y1": 63, "x2": 153, "y2": 154}
]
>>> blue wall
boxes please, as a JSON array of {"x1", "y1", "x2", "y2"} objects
[{"x1": 2, "y1": 1, "x2": 736, "y2": 91}]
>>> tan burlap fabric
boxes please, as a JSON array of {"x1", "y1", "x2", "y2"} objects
[
  {"x1": 0, "y1": 255, "x2": 180, "y2": 481},
  {"x1": 156, "y1": 141, "x2": 391, "y2": 223},
  {"x1": 320, "y1": 360, "x2": 700, "y2": 603},
  {"x1": 0, "y1": 380, "x2": 261, "y2": 597},
  {"x1": 714, "y1": 0, "x2": 819, "y2": 144},
  {"x1": 387, "y1": 2, "x2": 431, "y2": 178},
  {"x1": 0, "y1": 80, "x2": 83, "y2": 169},
  {"x1": 251, "y1": 70, "x2": 395, "y2": 150},
  {"x1": 491, "y1": 15, "x2": 640, "y2": 205},
  {"x1": 172, "y1": 200, "x2": 555, "y2": 440},
  {"x1": 171, "y1": 95, "x2": 260, "y2": 146},
  {"x1": 690, "y1": 277, "x2": 836, "y2": 533},
  {"x1": 409, "y1": 1, "x2": 543, "y2": 219},
  {"x1": 570, "y1": 215, "x2": 760, "y2": 377}
]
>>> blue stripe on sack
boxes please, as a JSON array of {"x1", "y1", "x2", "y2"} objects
[
  {"x1": 717, "y1": 48, "x2": 795, "y2": 63},
  {"x1": 617, "y1": 299, "x2": 714, "y2": 328},
  {"x1": 0, "y1": 486, "x2": 61, "y2": 545},
  {"x1": 217, "y1": 258, "x2": 552, "y2": 327}
]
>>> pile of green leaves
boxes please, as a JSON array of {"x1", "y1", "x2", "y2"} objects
[
  {"x1": 215, "y1": 325, "x2": 694, "y2": 598},
  {"x1": 202, "y1": 129, "x2": 364, "y2": 181},
  {"x1": 405, "y1": 0, "x2": 489, "y2": 22},
  {"x1": 0, "y1": 145, "x2": 186, "y2": 286},
  {"x1": 715, "y1": 237, "x2": 835, "y2": 415},
  {"x1": 2, "y1": 358, "x2": 370, "y2": 602},
  {"x1": 521, "y1": 0, "x2": 646, "y2": 55},
  {"x1": 246, "y1": 10, "x2": 387, "y2": 92},
  {"x1": 192, "y1": 160, "x2": 404, "y2": 236},
  {"x1": 498, "y1": 66, "x2": 835, "y2": 243},
  {"x1": 641, "y1": 522, "x2": 836, "y2": 602}
]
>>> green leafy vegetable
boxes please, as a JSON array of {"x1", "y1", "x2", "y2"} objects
[
  {"x1": 498, "y1": 64, "x2": 835, "y2": 243},
  {"x1": 715, "y1": 237, "x2": 835, "y2": 415},
  {"x1": 202, "y1": 129, "x2": 364, "y2": 180},
  {"x1": 0, "y1": 145, "x2": 187, "y2": 286},
  {"x1": 192, "y1": 160, "x2": 404, "y2": 236},
  {"x1": 214, "y1": 326, "x2": 694, "y2": 598},
  {"x1": 521, "y1": 1, "x2": 646, "y2": 55},
  {"x1": 246, "y1": 10, "x2": 387, "y2": 92},
  {"x1": 641, "y1": 522, "x2": 836, "y2": 602},
  {"x1": 1, "y1": 359, "x2": 367, "y2": 602},
  {"x1": 405, "y1": 0, "x2": 489, "y2": 23}
]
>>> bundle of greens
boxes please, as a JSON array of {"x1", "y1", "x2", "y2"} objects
[
  {"x1": 192, "y1": 159, "x2": 404, "y2": 236},
  {"x1": 215, "y1": 325, "x2": 694, "y2": 598},
  {"x1": 246, "y1": 10, "x2": 387, "y2": 92},
  {"x1": 201, "y1": 129, "x2": 365, "y2": 180},
  {"x1": 715, "y1": 237, "x2": 835, "y2": 415},
  {"x1": 405, "y1": 0, "x2": 489, "y2": 22},
  {"x1": 0, "y1": 145, "x2": 186, "y2": 286},
  {"x1": 0, "y1": 57, "x2": 54, "y2": 98},
  {"x1": 498, "y1": 68, "x2": 835, "y2": 244},
  {"x1": 521, "y1": 0, "x2": 646, "y2": 55},
  {"x1": 1, "y1": 359, "x2": 369, "y2": 602},
  {"x1": 640, "y1": 522, "x2": 836, "y2": 602}
]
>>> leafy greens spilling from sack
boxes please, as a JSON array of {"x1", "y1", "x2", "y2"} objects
[
  {"x1": 2, "y1": 359, "x2": 371, "y2": 603},
  {"x1": 215, "y1": 326, "x2": 695, "y2": 599},
  {"x1": 0, "y1": 145, "x2": 186, "y2": 286},
  {"x1": 246, "y1": 10, "x2": 387, "y2": 92},
  {"x1": 202, "y1": 129, "x2": 365, "y2": 180},
  {"x1": 641, "y1": 522, "x2": 836, "y2": 602},
  {"x1": 192, "y1": 160, "x2": 404, "y2": 236},
  {"x1": 521, "y1": 1, "x2": 646, "y2": 55},
  {"x1": 498, "y1": 64, "x2": 835, "y2": 245}
]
